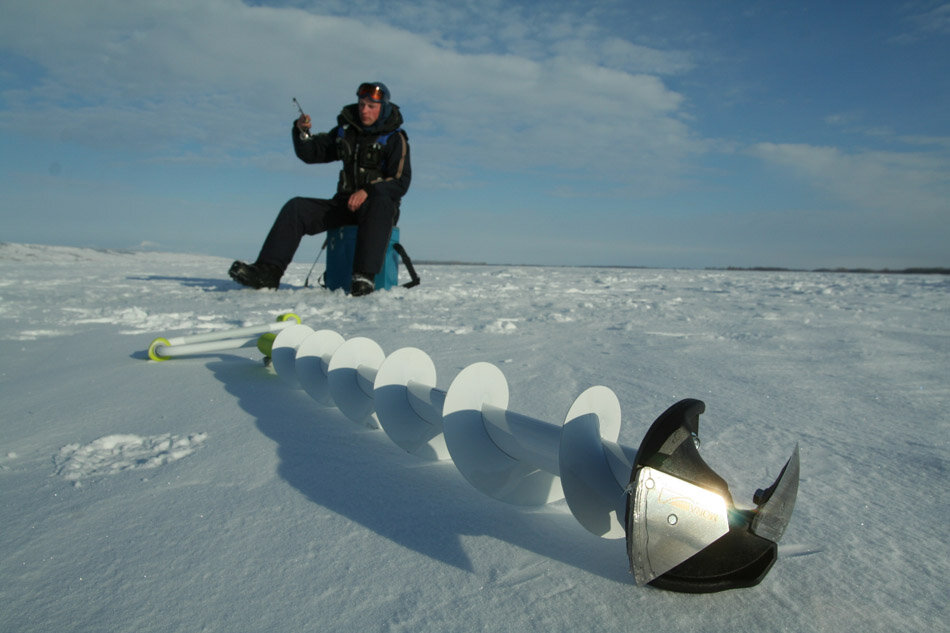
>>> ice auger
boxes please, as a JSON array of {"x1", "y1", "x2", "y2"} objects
[{"x1": 147, "y1": 315, "x2": 800, "y2": 593}]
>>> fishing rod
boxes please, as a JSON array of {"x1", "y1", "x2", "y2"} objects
[{"x1": 292, "y1": 97, "x2": 311, "y2": 140}]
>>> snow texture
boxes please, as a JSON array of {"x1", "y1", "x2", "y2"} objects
[{"x1": 0, "y1": 243, "x2": 947, "y2": 632}]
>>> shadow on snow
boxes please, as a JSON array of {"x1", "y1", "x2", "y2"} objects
[
  {"x1": 206, "y1": 356, "x2": 632, "y2": 585},
  {"x1": 127, "y1": 275, "x2": 238, "y2": 292}
]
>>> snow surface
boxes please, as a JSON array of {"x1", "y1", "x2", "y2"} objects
[{"x1": 0, "y1": 242, "x2": 947, "y2": 632}]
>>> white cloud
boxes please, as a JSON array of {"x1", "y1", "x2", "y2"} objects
[
  {"x1": 0, "y1": 0, "x2": 700, "y2": 191},
  {"x1": 893, "y1": 1, "x2": 950, "y2": 42},
  {"x1": 750, "y1": 142, "x2": 950, "y2": 220}
]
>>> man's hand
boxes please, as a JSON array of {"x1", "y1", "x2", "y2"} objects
[
  {"x1": 347, "y1": 189, "x2": 368, "y2": 211},
  {"x1": 296, "y1": 113, "x2": 311, "y2": 134}
]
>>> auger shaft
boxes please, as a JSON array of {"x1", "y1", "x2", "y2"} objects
[{"x1": 480, "y1": 403, "x2": 565, "y2": 477}]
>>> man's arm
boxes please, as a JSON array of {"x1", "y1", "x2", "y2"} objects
[{"x1": 291, "y1": 113, "x2": 339, "y2": 164}]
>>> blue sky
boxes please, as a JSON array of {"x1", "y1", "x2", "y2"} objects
[{"x1": 1, "y1": 0, "x2": 948, "y2": 269}]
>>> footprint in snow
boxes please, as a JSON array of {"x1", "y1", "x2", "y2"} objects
[{"x1": 54, "y1": 432, "x2": 208, "y2": 485}]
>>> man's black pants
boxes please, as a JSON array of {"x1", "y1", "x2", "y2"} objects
[{"x1": 256, "y1": 193, "x2": 397, "y2": 275}]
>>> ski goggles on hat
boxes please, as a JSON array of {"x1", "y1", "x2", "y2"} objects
[{"x1": 357, "y1": 83, "x2": 387, "y2": 103}]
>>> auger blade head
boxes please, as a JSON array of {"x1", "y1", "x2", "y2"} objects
[
  {"x1": 625, "y1": 399, "x2": 800, "y2": 593},
  {"x1": 627, "y1": 466, "x2": 731, "y2": 586},
  {"x1": 751, "y1": 444, "x2": 800, "y2": 543}
]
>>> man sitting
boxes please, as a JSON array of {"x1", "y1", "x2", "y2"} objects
[{"x1": 229, "y1": 81, "x2": 411, "y2": 296}]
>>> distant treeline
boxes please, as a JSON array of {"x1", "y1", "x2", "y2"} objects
[
  {"x1": 716, "y1": 266, "x2": 950, "y2": 275},
  {"x1": 414, "y1": 261, "x2": 949, "y2": 275}
]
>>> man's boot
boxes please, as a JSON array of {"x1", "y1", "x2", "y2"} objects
[{"x1": 229, "y1": 261, "x2": 282, "y2": 289}]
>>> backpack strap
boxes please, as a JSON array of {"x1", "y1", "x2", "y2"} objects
[{"x1": 393, "y1": 243, "x2": 420, "y2": 288}]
